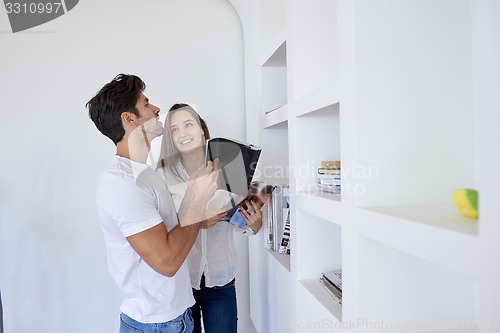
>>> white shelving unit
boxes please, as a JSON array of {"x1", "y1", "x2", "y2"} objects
[
  {"x1": 261, "y1": 41, "x2": 287, "y2": 114},
  {"x1": 233, "y1": 0, "x2": 500, "y2": 332}
]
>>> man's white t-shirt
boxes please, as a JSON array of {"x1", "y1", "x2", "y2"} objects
[{"x1": 96, "y1": 156, "x2": 194, "y2": 323}]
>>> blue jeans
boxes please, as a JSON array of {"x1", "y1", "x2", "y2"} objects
[
  {"x1": 191, "y1": 276, "x2": 237, "y2": 333},
  {"x1": 119, "y1": 308, "x2": 194, "y2": 333}
]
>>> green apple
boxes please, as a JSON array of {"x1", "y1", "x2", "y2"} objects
[{"x1": 452, "y1": 189, "x2": 478, "y2": 219}]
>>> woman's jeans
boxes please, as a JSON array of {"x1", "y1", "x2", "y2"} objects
[
  {"x1": 191, "y1": 276, "x2": 237, "y2": 333},
  {"x1": 120, "y1": 308, "x2": 193, "y2": 333}
]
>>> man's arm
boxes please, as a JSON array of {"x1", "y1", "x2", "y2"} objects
[
  {"x1": 126, "y1": 161, "x2": 218, "y2": 277},
  {"x1": 125, "y1": 209, "x2": 202, "y2": 277}
]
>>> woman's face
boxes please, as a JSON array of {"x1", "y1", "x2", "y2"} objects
[{"x1": 169, "y1": 109, "x2": 205, "y2": 153}]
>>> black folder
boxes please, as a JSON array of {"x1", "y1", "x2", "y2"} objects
[{"x1": 205, "y1": 137, "x2": 262, "y2": 216}]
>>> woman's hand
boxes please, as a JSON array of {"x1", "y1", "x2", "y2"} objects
[{"x1": 239, "y1": 200, "x2": 263, "y2": 234}]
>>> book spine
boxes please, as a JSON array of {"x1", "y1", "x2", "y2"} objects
[{"x1": 319, "y1": 278, "x2": 342, "y2": 304}]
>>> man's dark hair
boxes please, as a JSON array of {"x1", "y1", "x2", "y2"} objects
[{"x1": 86, "y1": 74, "x2": 146, "y2": 145}]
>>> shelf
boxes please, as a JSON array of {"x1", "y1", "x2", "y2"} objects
[
  {"x1": 295, "y1": 191, "x2": 344, "y2": 225},
  {"x1": 354, "y1": 204, "x2": 480, "y2": 278},
  {"x1": 263, "y1": 104, "x2": 288, "y2": 128},
  {"x1": 422, "y1": 329, "x2": 478, "y2": 333},
  {"x1": 353, "y1": 0, "x2": 474, "y2": 208},
  {"x1": 261, "y1": 41, "x2": 287, "y2": 114},
  {"x1": 292, "y1": 81, "x2": 340, "y2": 118},
  {"x1": 257, "y1": 122, "x2": 288, "y2": 185},
  {"x1": 290, "y1": 0, "x2": 339, "y2": 99},
  {"x1": 299, "y1": 278, "x2": 342, "y2": 321},
  {"x1": 267, "y1": 249, "x2": 290, "y2": 272},
  {"x1": 249, "y1": 231, "x2": 294, "y2": 333},
  {"x1": 363, "y1": 204, "x2": 478, "y2": 237},
  {"x1": 293, "y1": 103, "x2": 341, "y2": 191},
  {"x1": 245, "y1": 0, "x2": 495, "y2": 331}
]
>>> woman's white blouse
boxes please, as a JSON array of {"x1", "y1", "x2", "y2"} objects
[{"x1": 157, "y1": 162, "x2": 242, "y2": 289}]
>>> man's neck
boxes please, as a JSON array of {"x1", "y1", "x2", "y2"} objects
[{"x1": 116, "y1": 136, "x2": 150, "y2": 164}]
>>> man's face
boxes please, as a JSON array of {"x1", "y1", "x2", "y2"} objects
[{"x1": 134, "y1": 92, "x2": 163, "y2": 140}]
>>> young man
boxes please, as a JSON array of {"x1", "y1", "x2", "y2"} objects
[{"x1": 86, "y1": 74, "x2": 219, "y2": 333}]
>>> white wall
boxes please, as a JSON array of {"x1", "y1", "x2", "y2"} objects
[
  {"x1": 0, "y1": 1, "x2": 253, "y2": 332},
  {"x1": 473, "y1": 0, "x2": 500, "y2": 327}
]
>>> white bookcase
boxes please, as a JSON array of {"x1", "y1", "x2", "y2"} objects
[{"x1": 232, "y1": 0, "x2": 500, "y2": 332}]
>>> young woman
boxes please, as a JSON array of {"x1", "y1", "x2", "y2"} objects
[{"x1": 156, "y1": 104, "x2": 263, "y2": 333}]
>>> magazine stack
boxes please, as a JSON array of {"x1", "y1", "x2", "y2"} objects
[
  {"x1": 319, "y1": 270, "x2": 342, "y2": 304},
  {"x1": 317, "y1": 160, "x2": 341, "y2": 194}
]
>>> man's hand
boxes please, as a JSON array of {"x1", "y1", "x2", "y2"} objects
[
  {"x1": 201, "y1": 210, "x2": 228, "y2": 229},
  {"x1": 187, "y1": 159, "x2": 219, "y2": 207},
  {"x1": 178, "y1": 159, "x2": 219, "y2": 227}
]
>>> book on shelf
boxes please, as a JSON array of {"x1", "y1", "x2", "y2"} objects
[
  {"x1": 317, "y1": 173, "x2": 341, "y2": 179},
  {"x1": 321, "y1": 160, "x2": 340, "y2": 169},
  {"x1": 318, "y1": 174, "x2": 341, "y2": 186},
  {"x1": 317, "y1": 183, "x2": 341, "y2": 194},
  {"x1": 264, "y1": 185, "x2": 290, "y2": 253},
  {"x1": 205, "y1": 137, "x2": 262, "y2": 215},
  {"x1": 319, "y1": 277, "x2": 342, "y2": 304},
  {"x1": 320, "y1": 269, "x2": 342, "y2": 304},
  {"x1": 266, "y1": 193, "x2": 273, "y2": 249},
  {"x1": 278, "y1": 208, "x2": 290, "y2": 254},
  {"x1": 318, "y1": 160, "x2": 341, "y2": 194},
  {"x1": 323, "y1": 270, "x2": 342, "y2": 291},
  {"x1": 318, "y1": 168, "x2": 341, "y2": 175}
]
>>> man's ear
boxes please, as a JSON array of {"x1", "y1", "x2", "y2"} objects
[{"x1": 121, "y1": 112, "x2": 137, "y2": 126}]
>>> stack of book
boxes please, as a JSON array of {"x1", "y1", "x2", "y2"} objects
[
  {"x1": 278, "y1": 208, "x2": 291, "y2": 254},
  {"x1": 319, "y1": 270, "x2": 342, "y2": 304},
  {"x1": 317, "y1": 160, "x2": 341, "y2": 194},
  {"x1": 265, "y1": 185, "x2": 290, "y2": 254}
]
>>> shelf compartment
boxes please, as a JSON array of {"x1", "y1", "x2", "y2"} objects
[
  {"x1": 357, "y1": 236, "x2": 477, "y2": 332},
  {"x1": 261, "y1": 41, "x2": 288, "y2": 114},
  {"x1": 354, "y1": 204, "x2": 480, "y2": 278},
  {"x1": 295, "y1": 207, "x2": 343, "y2": 321},
  {"x1": 295, "y1": 210, "x2": 342, "y2": 280},
  {"x1": 292, "y1": 80, "x2": 340, "y2": 118},
  {"x1": 353, "y1": 0, "x2": 475, "y2": 208},
  {"x1": 257, "y1": 122, "x2": 289, "y2": 185},
  {"x1": 292, "y1": 103, "x2": 341, "y2": 195},
  {"x1": 263, "y1": 104, "x2": 288, "y2": 128},
  {"x1": 299, "y1": 278, "x2": 342, "y2": 321},
  {"x1": 249, "y1": 231, "x2": 294, "y2": 333},
  {"x1": 290, "y1": 0, "x2": 339, "y2": 99}
]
